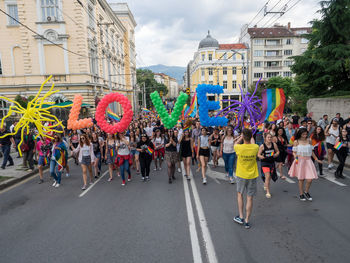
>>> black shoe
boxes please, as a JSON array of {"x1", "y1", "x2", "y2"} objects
[
  {"x1": 334, "y1": 172, "x2": 340, "y2": 179},
  {"x1": 172, "y1": 175, "x2": 176, "y2": 180},
  {"x1": 98, "y1": 171, "x2": 101, "y2": 176},
  {"x1": 1, "y1": 166, "x2": 5, "y2": 169},
  {"x1": 94, "y1": 176, "x2": 98, "y2": 179},
  {"x1": 339, "y1": 174, "x2": 346, "y2": 179},
  {"x1": 299, "y1": 194, "x2": 306, "y2": 201},
  {"x1": 7, "y1": 163, "x2": 14, "y2": 167},
  {"x1": 168, "y1": 178, "x2": 172, "y2": 184},
  {"x1": 38, "y1": 179, "x2": 44, "y2": 184},
  {"x1": 304, "y1": 192, "x2": 312, "y2": 201}
]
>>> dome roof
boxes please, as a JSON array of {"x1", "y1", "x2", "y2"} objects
[{"x1": 198, "y1": 31, "x2": 219, "y2": 49}]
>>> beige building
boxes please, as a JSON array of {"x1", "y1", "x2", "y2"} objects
[
  {"x1": 241, "y1": 23, "x2": 311, "y2": 85},
  {"x1": 0, "y1": 0, "x2": 136, "y2": 119},
  {"x1": 154, "y1": 73, "x2": 179, "y2": 99}
]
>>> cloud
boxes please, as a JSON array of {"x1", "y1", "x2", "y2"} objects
[{"x1": 109, "y1": 0, "x2": 321, "y2": 67}]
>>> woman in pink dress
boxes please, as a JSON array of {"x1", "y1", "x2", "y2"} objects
[{"x1": 288, "y1": 128, "x2": 322, "y2": 202}]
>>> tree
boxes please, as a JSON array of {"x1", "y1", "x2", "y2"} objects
[
  {"x1": 136, "y1": 69, "x2": 168, "y2": 108},
  {"x1": 291, "y1": 0, "x2": 350, "y2": 96},
  {"x1": 14, "y1": 95, "x2": 35, "y2": 108}
]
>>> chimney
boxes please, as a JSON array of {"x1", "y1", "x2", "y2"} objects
[{"x1": 287, "y1": 22, "x2": 291, "y2": 30}]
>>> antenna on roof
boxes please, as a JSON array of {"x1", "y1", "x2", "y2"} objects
[{"x1": 208, "y1": 30, "x2": 210, "y2": 35}]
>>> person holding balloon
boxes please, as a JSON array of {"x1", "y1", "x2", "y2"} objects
[
  {"x1": 105, "y1": 133, "x2": 117, "y2": 182},
  {"x1": 116, "y1": 132, "x2": 131, "y2": 186}
]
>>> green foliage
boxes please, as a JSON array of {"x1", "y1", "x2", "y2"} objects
[
  {"x1": 14, "y1": 95, "x2": 36, "y2": 108},
  {"x1": 291, "y1": 0, "x2": 350, "y2": 96},
  {"x1": 136, "y1": 69, "x2": 168, "y2": 108}
]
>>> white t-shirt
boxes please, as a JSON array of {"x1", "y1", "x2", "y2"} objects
[
  {"x1": 223, "y1": 137, "x2": 234, "y2": 154},
  {"x1": 153, "y1": 137, "x2": 164, "y2": 149},
  {"x1": 81, "y1": 145, "x2": 90, "y2": 156},
  {"x1": 117, "y1": 137, "x2": 130, "y2": 155},
  {"x1": 326, "y1": 126, "x2": 339, "y2": 145},
  {"x1": 145, "y1": 126, "x2": 154, "y2": 137}
]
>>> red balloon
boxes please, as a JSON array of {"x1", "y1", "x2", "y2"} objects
[{"x1": 95, "y1": 92, "x2": 133, "y2": 134}]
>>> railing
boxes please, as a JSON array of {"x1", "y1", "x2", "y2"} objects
[
  {"x1": 264, "y1": 44, "x2": 282, "y2": 47},
  {"x1": 264, "y1": 55, "x2": 282, "y2": 59},
  {"x1": 264, "y1": 66, "x2": 282, "y2": 70}
]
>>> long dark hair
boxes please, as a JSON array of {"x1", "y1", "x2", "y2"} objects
[
  {"x1": 311, "y1": 126, "x2": 325, "y2": 141},
  {"x1": 295, "y1": 128, "x2": 308, "y2": 141},
  {"x1": 276, "y1": 127, "x2": 288, "y2": 143}
]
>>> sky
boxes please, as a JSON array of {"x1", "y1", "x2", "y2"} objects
[{"x1": 109, "y1": 0, "x2": 321, "y2": 67}]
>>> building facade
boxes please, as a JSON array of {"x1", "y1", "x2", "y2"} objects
[
  {"x1": 187, "y1": 32, "x2": 248, "y2": 109},
  {"x1": 0, "y1": 0, "x2": 136, "y2": 119},
  {"x1": 154, "y1": 73, "x2": 179, "y2": 99},
  {"x1": 244, "y1": 23, "x2": 311, "y2": 85}
]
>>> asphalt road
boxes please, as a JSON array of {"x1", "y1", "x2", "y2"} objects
[{"x1": 1, "y1": 158, "x2": 350, "y2": 263}]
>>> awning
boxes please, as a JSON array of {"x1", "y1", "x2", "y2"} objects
[{"x1": 42, "y1": 101, "x2": 94, "y2": 108}]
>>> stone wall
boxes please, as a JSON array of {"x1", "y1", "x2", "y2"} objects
[{"x1": 307, "y1": 98, "x2": 350, "y2": 121}]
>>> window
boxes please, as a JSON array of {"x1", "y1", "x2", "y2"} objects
[
  {"x1": 223, "y1": 81, "x2": 227, "y2": 89},
  {"x1": 7, "y1": 4, "x2": 19, "y2": 25},
  {"x1": 88, "y1": 5, "x2": 95, "y2": 29},
  {"x1": 223, "y1": 53, "x2": 227, "y2": 59},
  {"x1": 223, "y1": 67, "x2": 227, "y2": 75},
  {"x1": 89, "y1": 48, "x2": 98, "y2": 75},
  {"x1": 266, "y1": 39, "x2": 280, "y2": 46},
  {"x1": 301, "y1": 38, "x2": 309, "y2": 44},
  {"x1": 231, "y1": 53, "x2": 236, "y2": 60},
  {"x1": 232, "y1": 67, "x2": 236, "y2": 75},
  {"x1": 266, "y1": 50, "x2": 279, "y2": 56},
  {"x1": 254, "y1": 50, "x2": 263, "y2": 57},
  {"x1": 209, "y1": 81, "x2": 213, "y2": 85},
  {"x1": 295, "y1": 30, "x2": 307, "y2": 35},
  {"x1": 266, "y1": 72, "x2": 279, "y2": 78},
  {"x1": 0, "y1": 56, "x2": 2, "y2": 75},
  {"x1": 284, "y1": 50, "x2": 293, "y2": 56},
  {"x1": 232, "y1": 80, "x2": 236, "y2": 89},
  {"x1": 241, "y1": 54, "x2": 245, "y2": 60},
  {"x1": 286, "y1": 39, "x2": 292, "y2": 45},
  {"x1": 242, "y1": 67, "x2": 246, "y2": 74},
  {"x1": 284, "y1": 60, "x2": 293, "y2": 67},
  {"x1": 254, "y1": 73, "x2": 263, "y2": 78},
  {"x1": 201, "y1": 54, "x2": 205, "y2": 61},
  {"x1": 208, "y1": 54, "x2": 212, "y2": 61},
  {"x1": 254, "y1": 61, "x2": 262, "y2": 67},
  {"x1": 266, "y1": 61, "x2": 279, "y2": 67},
  {"x1": 283, "y1": 72, "x2": 292, "y2": 77},
  {"x1": 0, "y1": 99, "x2": 9, "y2": 119},
  {"x1": 41, "y1": 0, "x2": 59, "y2": 21},
  {"x1": 254, "y1": 39, "x2": 264, "y2": 45},
  {"x1": 208, "y1": 68, "x2": 213, "y2": 76},
  {"x1": 201, "y1": 68, "x2": 205, "y2": 76},
  {"x1": 105, "y1": 27, "x2": 109, "y2": 45}
]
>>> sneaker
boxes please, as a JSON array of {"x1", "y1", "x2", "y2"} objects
[
  {"x1": 177, "y1": 168, "x2": 181, "y2": 173},
  {"x1": 52, "y1": 181, "x2": 57, "y2": 187},
  {"x1": 128, "y1": 175, "x2": 131, "y2": 182},
  {"x1": 98, "y1": 171, "x2": 101, "y2": 176},
  {"x1": 203, "y1": 177, "x2": 207, "y2": 184},
  {"x1": 66, "y1": 173, "x2": 70, "y2": 177},
  {"x1": 186, "y1": 175, "x2": 191, "y2": 181},
  {"x1": 27, "y1": 169, "x2": 33, "y2": 172},
  {"x1": 159, "y1": 167, "x2": 162, "y2": 171},
  {"x1": 230, "y1": 177, "x2": 235, "y2": 184},
  {"x1": 7, "y1": 163, "x2": 14, "y2": 167},
  {"x1": 81, "y1": 185, "x2": 87, "y2": 190},
  {"x1": 328, "y1": 163, "x2": 334, "y2": 169},
  {"x1": 107, "y1": 178, "x2": 113, "y2": 182},
  {"x1": 121, "y1": 180, "x2": 126, "y2": 186},
  {"x1": 1, "y1": 166, "x2": 5, "y2": 169},
  {"x1": 89, "y1": 182, "x2": 93, "y2": 185},
  {"x1": 304, "y1": 192, "x2": 312, "y2": 201},
  {"x1": 146, "y1": 176, "x2": 150, "y2": 181},
  {"x1": 339, "y1": 175, "x2": 346, "y2": 179},
  {"x1": 38, "y1": 179, "x2": 44, "y2": 184},
  {"x1": 233, "y1": 216, "x2": 244, "y2": 225},
  {"x1": 55, "y1": 183, "x2": 60, "y2": 188},
  {"x1": 94, "y1": 175, "x2": 98, "y2": 179},
  {"x1": 154, "y1": 168, "x2": 157, "y2": 171},
  {"x1": 141, "y1": 177, "x2": 145, "y2": 182},
  {"x1": 244, "y1": 222, "x2": 251, "y2": 229},
  {"x1": 299, "y1": 194, "x2": 306, "y2": 201}
]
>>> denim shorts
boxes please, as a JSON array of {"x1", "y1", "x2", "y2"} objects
[
  {"x1": 131, "y1": 149, "x2": 139, "y2": 155},
  {"x1": 38, "y1": 155, "x2": 46, "y2": 166}
]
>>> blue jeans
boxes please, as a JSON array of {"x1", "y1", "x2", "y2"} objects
[
  {"x1": 119, "y1": 157, "x2": 130, "y2": 181},
  {"x1": 50, "y1": 159, "x2": 62, "y2": 184},
  {"x1": 1, "y1": 144, "x2": 14, "y2": 168},
  {"x1": 222, "y1": 152, "x2": 236, "y2": 178}
]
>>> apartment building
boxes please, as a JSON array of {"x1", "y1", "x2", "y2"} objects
[
  {"x1": 154, "y1": 73, "x2": 179, "y2": 99},
  {"x1": 244, "y1": 23, "x2": 311, "y2": 85}
]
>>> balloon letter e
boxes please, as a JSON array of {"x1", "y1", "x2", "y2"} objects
[
  {"x1": 196, "y1": 84, "x2": 228, "y2": 127},
  {"x1": 95, "y1": 92, "x2": 133, "y2": 134}
]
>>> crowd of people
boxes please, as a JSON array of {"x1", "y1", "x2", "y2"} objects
[{"x1": 0, "y1": 111, "x2": 349, "y2": 229}]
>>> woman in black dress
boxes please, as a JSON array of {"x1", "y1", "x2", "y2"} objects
[
  {"x1": 136, "y1": 134, "x2": 154, "y2": 181},
  {"x1": 179, "y1": 129, "x2": 193, "y2": 180},
  {"x1": 274, "y1": 127, "x2": 288, "y2": 179}
]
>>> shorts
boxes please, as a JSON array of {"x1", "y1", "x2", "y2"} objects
[
  {"x1": 81, "y1": 155, "x2": 92, "y2": 165},
  {"x1": 130, "y1": 149, "x2": 139, "y2": 156},
  {"x1": 94, "y1": 151, "x2": 101, "y2": 160},
  {"x1": 199, "y1": 148, "x2": 210, "y2": 157},
  {"x1": 38, "y1": 155, "x2": 46, "y2": 166},
  {"x1": 236, "y1": 177, "x2": 257, "y2": 196},
  {"x1": 262, "y1": 167, "x2": 272, "y2": 174},
  {"x1": 326, "y1": 143, "x2": 335, "y2": 152},
  {"x1": 211, "y1": 146, "x2": 219, "y2": 152}
]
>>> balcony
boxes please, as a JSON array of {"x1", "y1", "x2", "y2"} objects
[
  {"x1": 264, "y1": 44, "x2": 282, "y2": 48},
  {"x1": 264, "y1": 55, "x2": 282, "y2": 59},
  {"x1": 264, "y1": 66, "x2": 282, "y2": 70}
]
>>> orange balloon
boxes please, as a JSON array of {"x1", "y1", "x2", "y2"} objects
[{"x1": 67, "y1": 95, "x2": 93, "y2": 130}]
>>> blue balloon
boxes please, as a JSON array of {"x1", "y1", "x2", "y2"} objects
[{"x1": 196, "y1": 84, "x2": 228, "y2": 127}]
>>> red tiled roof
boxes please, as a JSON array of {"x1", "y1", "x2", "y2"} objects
[
  {"x1": 248, "y1": 26, "x2": 311, "y2": 38},
  {"x1": 219, "y1": 43, "x2": 247, "y2": 50}
]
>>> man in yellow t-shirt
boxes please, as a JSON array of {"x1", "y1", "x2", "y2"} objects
[{"x1": 233, "y1": 128, "x2": 259, "y2": 229}]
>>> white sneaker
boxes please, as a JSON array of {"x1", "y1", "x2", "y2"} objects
[
  {"x1": 177, "y1": 168, "x2": 181, "y2": 173},
  {"x1": 154, "y1": 168, "x2": 157, "y2": 171},
  {"x1": 55, "y1": 183, "x2": 60, "y2": 188},
  {"x1": 230, "y1": 177, "x2": 236, "y2": 184},
  {"x1": 328, "y1": 163, "x2": 334, "y2": 169},
  {"x1": 66, "y1": 173, "x2": 70, "y2": 177},
  {"x1": 52, "y1": 181, "x2": 57, "y2": 187},
  {"x1": 203, "y1": 177, "x2": 207, "y2": 184},
  {"x1": 159, "y1": 167, "x2": 162, "y2": 171}
]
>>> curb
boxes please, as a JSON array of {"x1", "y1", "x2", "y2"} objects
[{"x1": 0, "y1": 157, "x2": 72, "y2": 192}]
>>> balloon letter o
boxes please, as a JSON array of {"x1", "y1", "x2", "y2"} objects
[{"x1": 95, "y1": 93, "x2": 133, "y2": 134}]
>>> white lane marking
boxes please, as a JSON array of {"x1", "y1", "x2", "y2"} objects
[
  {"x1": 181, "y1": 163, "x2": 203, "y2": 263},
  {"x1": 321, "y1": 170, "x2": 347, "y2": 186},
  {"x1": 276, "y1": 171, "x2": 296, "y2": 184},
  {"x1": 189, "y1": 167, "x2": 218, "y2": 263},
  {"x1": 79, "y1": 170, "x2": 108, "y2": 197},
  {"x1": 206, "y1": 166, "x2": 227, "y2": 184},
  {"x1": 209, "y1": 158, "x2": 225, "y2": 167}
]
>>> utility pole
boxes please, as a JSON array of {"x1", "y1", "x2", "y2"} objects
[{"x1": 143, "y1": 82, "x2": 146, "y2": 109}]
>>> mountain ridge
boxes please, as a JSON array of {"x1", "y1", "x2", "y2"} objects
[{"x1": 139, "y1": 64, "x2": 186, "y2": 84}]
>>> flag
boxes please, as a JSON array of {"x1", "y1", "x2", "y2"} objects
[
  {"x1": 186, "y1": 93, "x2": 197, "y2": 118},
  {"x1": 289, "y1": 135, "x2": 295, "y2": 145},
  {"x1": 183, "y1": 125, "x2": 191, "y2": 132},
  {"x1": 260, "y1": 89, "x2": 286, "y2": 122},
  {"x1": 107, "y1": 108, "x2": 120, "y2": 122},
  {"x1": 55, "y1": 148, "x2": 66, "y2": 172},
  {"x1": 142, "y1": 108, "x2": 151, "y2": 113},
  {"x1": 110, "y1": 148, "x2": 115, "y2": 157},
  {"x1": 146, "y1": 146, "x2": 153, "y2": 155},
  {"x1": 334, "y1": 142, "x2": 343, "y2": 150}
]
